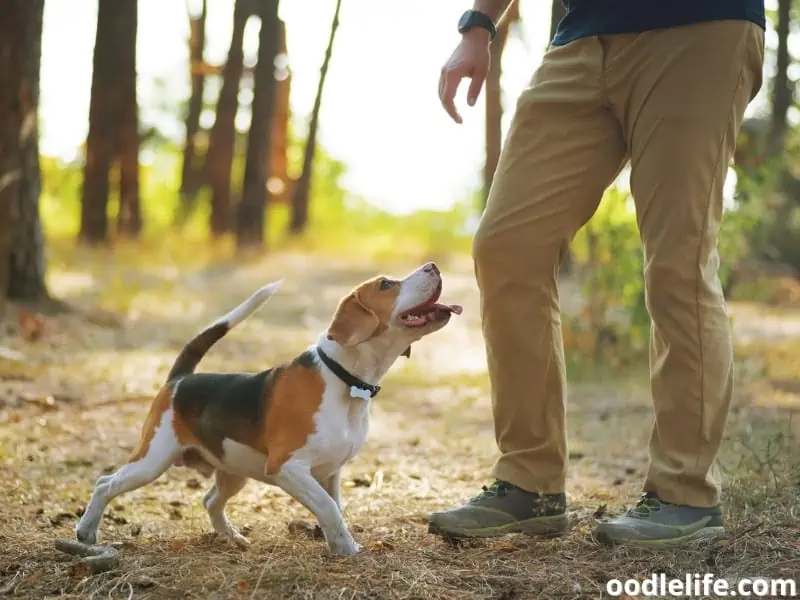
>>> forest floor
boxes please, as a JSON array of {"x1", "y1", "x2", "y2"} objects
[{"x1": 1, "y1": 242, "x2": 798, "y2": 599}]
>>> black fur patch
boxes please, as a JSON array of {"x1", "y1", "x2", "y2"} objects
[
  {"x1": 173, "y1": 368, "x2": 282, "y2": 456},
  {"x1": 168, "y1": 322, "x2": 229, "y2": 382},
  {"x1": 292, "y1": 349, "x2": 318, "y2": 370}
]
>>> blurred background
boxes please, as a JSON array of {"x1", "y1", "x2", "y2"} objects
[
  {"x1": 0, "y1": 0, "x2": 798, "y2": 369},
  {"x1": 1, "y1": 3, "x2": 798, "y2": 597}
]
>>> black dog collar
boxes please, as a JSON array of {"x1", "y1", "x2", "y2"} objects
[{"x1": 316, "y1": 347, "x2": 380, "y2": 399}]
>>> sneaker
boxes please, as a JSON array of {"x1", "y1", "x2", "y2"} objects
[
  {"x1": 594, "y1": 492, "x2": 725, "y2": 548},
  {"x1": 427, "y1": 480, "x2": 568, "y2": 538}
]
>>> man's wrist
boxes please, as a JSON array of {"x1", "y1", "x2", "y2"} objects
[{"x1": 462, "y1": 27, "x2": 492, "y2": 45}]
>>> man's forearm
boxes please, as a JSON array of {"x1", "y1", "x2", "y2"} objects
[{"x1": 472, "y1": 0, "x2": 517, "y2": 23}]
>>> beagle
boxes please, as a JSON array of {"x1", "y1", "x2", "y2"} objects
[{"x1": 75, "y1": 262, "x2": 462, "y2": 556}]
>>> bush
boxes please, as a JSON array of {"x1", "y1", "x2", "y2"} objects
[{"x1": 565, "y1": 186, "x2": 649, "y2": 368}]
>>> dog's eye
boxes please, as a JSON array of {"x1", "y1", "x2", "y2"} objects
[{"x1": 379, "y1": 279, "x2": 396, "y2": 290}]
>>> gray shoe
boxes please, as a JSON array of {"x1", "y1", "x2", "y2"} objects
[
  {"x1": 594, "y1": 493, "x2": 725, "y2": 548},
  {"x1": 428, "y1": 480, "x2": 568, "y2": 539}
]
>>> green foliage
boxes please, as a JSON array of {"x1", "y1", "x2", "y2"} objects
[
  {"x1": 731, "y1": 123, "x2": 800, "y2": 274},
  {"x1": 41, "y1": 120, "x2": 795, "y2": 375},
  {"x1": 39, "y1": 135, "x2": 474, "y2": 263},
  {"x1": 565, "y1": 186, "x2": 649, "y2": 369},
  {"x1": 40, "y1": 149, "x2": 186, "y2": 241}
]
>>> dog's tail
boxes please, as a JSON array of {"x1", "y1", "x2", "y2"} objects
[{"x1": 166, "y1": 280, "x2": 283, "y2": 382}]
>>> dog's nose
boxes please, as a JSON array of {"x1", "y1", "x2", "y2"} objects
[{"x1": 423, "y1": 262, "x2": 440, "y2": 275}]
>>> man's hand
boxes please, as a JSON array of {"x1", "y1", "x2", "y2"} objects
[{"x1": 438, "y1": 29, "x2": 491, "y2": 124}]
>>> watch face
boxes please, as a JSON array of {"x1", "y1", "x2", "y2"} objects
[{"x1": 458, "y1": 10, "x2": 473, "y2": 31}]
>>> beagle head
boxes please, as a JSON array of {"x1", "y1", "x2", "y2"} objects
[{"x1": 326, "y1": 262, "x2": 462, "y2": 356}]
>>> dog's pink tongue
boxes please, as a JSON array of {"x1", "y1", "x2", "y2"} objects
[{"x1": 445, "y1": 304, "x2": 463, "y2": 315}]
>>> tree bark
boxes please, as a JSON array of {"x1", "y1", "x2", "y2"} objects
[
  {"x1": 482, "y1": 2, "x2": 518, "y2": 208},
  {"x1": 289, "y1": 0, "x2": 342, "y2": 234},
  {"x1": 237, "y1": 0, "x2": 281, "y2": 251},
  {"x1": 205, "y1": 0, "x2": 248, "y2": 236},
  {"x1": 177, "y1": 0, "x2": 208, "y2": 223},
  {"x1": 81, "y1": 0, "x2": 119, "y2": 244},
  {"x1": 0, "y1": 0, "x2": 48, "y2": 305},
  {"x1": 268, "y1": 18, "x2": 291, "y2": 204},
  {"x1": 115, "y1": 0, "x2": 141, "y2": 237},
  {"x1": 769, "y1": 0, "x2": 792, "y2": 156}
]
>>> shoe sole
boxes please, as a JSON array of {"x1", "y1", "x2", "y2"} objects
[
  {"x1": 594, "y1": 526, "x2": 725, "y2": 548},
  {"x1": 428, "y1": 514, "x2": 569, "y2": 539}
]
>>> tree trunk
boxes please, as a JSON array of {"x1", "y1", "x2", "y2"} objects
[
  {"x1": 289, "y1": 0, "x2": 342, "y2": 234},
  {"x1": 482, "y1": 2, "x2": 518, "y2": 209},
  {"x1": 549, "y1": 0, "x2": 567, "y2": 43},
  {"x1": 0, "y1": 0, "x2": 48, "y2": 305},
  {"x1": 768, "y1": 0, "x2": 792, "y2": 156},
  {"x1": 81, "y1": 0, "x2": 120, "y2": 244},
  {"x1": 236, "y1": 0, "x2": 281, "y2": 251},
  {"x1": 115, "y1": 0, "x2": 141, "y2": 238},
  {"x1": 177, "y1": 0, "x2": 208, "y2": 224},
  {"x1": 205, "y1": 0, "x2": 248, "y2": 236},
  {"x1": 268, "y1": 18, "x2": 291, "y2": 204}
]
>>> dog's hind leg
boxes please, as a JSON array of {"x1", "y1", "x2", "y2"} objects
[
  {"x1": 76, "y1": 410, "x2": 180, "y2": 545},
  {"x1": 202, "y1": 470, "x2": 250, "y2": 547}
]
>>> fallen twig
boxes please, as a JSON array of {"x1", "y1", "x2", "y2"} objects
[
  {"x1": 54, "y1": 538, "x2": 120, "y2": 574},
  {"x1": 0, "y1": 571, "x2": 22, "y2": 596}
]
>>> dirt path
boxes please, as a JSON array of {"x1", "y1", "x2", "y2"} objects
[{"x1": 1, "y1": 252, "x2": 797, "y2": 599}]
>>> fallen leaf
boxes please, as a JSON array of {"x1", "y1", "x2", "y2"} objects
[
  {"x1": 168, "y1": 540, "x2": 187, "y2": 552},
  {"x1": 18, "y1": 310, "x2": 48, "y2": 342},
  {"x1": 368, "y1": 540, "x2": 395, "y2": 553}
]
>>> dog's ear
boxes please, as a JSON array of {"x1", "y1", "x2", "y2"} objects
[
  {"x1": 327, "y1": 294, "x2": 381, "y2": 347},
  {"x1": 401, "y1": 345, "x2": 411, "y2": 358}
]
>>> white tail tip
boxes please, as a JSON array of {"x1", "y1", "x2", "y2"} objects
[{"x1": 215, "y1": 278, "x2": 284, "y2": 329}]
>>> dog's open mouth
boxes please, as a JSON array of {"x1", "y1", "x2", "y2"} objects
[{"x1": 399, "y1": 284, "x2": 463, "y2": 327}]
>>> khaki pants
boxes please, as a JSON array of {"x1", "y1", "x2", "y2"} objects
[{"x1": 473, "y1": 20, "x2": 764, "y2": 508}]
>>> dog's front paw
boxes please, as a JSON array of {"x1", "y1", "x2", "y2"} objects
[
  {"x1": 75, "y1": 523, "x2": 98, "y2": 546},
  {"x1": 328, "y1": 539, "x2": 362, "y2": 557},
  {"x1": 211, "y1": 528, "x2": 250, "y2": 549}
]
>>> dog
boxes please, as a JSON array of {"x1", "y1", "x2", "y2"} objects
[{"x1": 75, "y1": 262, "x2": 462, "y2": 556}]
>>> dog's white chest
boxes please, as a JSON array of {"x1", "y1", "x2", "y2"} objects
[{"x1": 303, "y1": 390, "x2": 370, "y2": 479}]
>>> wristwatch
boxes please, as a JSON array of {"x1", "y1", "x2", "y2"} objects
[{"x1": 457, "y1": 10, "x2": 497, "y2": 41}]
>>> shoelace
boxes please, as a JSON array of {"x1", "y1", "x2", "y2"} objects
[
  {"x1": 628, "y1": 492, "x2": 663, "y2": 517},
  {"x1": 470, "y1": 481, "x2": 513, "y2": 502}
]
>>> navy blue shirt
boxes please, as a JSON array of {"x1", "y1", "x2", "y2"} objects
[{"x1": 552, "y1": 0, "x2": 766, "y2": 46}]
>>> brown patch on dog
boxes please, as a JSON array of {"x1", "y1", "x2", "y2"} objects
[
  {"x1": 172, "y1": 409, "x2": 204, "y2": 449},
  {"x1": 262, "y1": 362, "x2": 326, "y2": 475},
  {"x1": 129, "y1": 385, "x2": 174, "y2": 462},
  {"x1": 327, "y1": 277, "x2": 401, "y2": 347}
]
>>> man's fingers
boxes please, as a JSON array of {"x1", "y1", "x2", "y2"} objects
[
  {"x1": 439, "y1": 68, "x2": 464, "y2": 124},
  {"x1": 467, "y1": 73, "x2": 486, "y2": 107}
]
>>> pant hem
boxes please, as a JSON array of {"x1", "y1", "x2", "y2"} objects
[{"x1": 491, "y1": 460, "x2": 566, "y2": 496}]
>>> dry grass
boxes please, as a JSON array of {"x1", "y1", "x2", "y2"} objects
[{"x1": 0, "y1": 246, "x2": 797, "y2": 599}]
